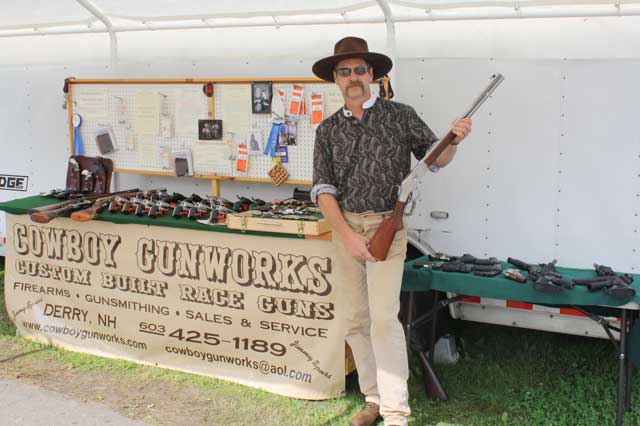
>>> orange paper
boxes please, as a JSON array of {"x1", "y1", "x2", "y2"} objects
[
  {"x1": 236, "y1": 144, "x2": 248, "y2": 174},
  {"x1": 310, "y1": 93, "x2": 324, "y2": 125},
  {"x1": 300, "y1": 96, "x2": 307, "y2": 116},
  {"x1": 288, "y1": 84, "x2": 304, "y2": 116}
]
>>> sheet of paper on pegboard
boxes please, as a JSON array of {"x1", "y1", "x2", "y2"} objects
[
  {"x1": 73, "y1": 84, "x2": 208, "y2": 173},
  {"x1": 71, "y1": 81, "x2": 377, "y2": 182}
]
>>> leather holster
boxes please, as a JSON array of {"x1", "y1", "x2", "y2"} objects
[{"x1": 65, "y1": 155, "x2": 113, "y2": 195}]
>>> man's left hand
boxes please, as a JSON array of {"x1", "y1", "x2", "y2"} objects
[{"x1": 452, "y1": 117, "x2": 472, "y2": 143}]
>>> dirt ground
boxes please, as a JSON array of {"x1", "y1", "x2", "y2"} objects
[{"x1": 0, "y1": 338, "x2": 345, "y2": 426}]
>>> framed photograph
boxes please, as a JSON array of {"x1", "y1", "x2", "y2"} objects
[
  {"x1": 278, "y1": 115, "x2": 298, "y2": 146},
  {"x1": 245, "y1": 129, "x2": 264, "y2": 156},
  {"x1": 251, "y1": 81, "x2": 272, "y2": 114},
  {"x1": 198, "y1": 119, "x2": 222, "y2": 140}
]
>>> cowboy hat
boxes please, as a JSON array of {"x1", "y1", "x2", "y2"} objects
[{"x1": 312, "y1": 36, "x2": 392, "y2": 82}]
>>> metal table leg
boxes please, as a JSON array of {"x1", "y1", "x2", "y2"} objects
[
  {"x1": 429, "y1": 291, "x2": 441, "y2": 365},
  {"x1": 616, "y1": 309, "x2": 629, "y2": 426},
  {"x1": 401, "y1": 290, "x2": 448, "y2": 401},
  {"x1": 404, "y1": 291, "x2": 415, "y2": 355},
  {"x1": 624, "y1": 311, "x2": 636, "y2": 412},
  {"x1": 574, "y1": 305, "x2": 636, "y2": 424}
]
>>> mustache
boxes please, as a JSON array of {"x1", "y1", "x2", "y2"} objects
[{"x1": 347, "y1": 82, "x2": 364, "y2": 89}]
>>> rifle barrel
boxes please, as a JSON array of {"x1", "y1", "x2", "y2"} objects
[
  {"x1": 29, "y1": 188, "x2": 140, "y2": 214},
  {"x1": 463, "y1": 74, "x2": 505, "y2": 118},
  {"x1": 423, "y1": 74, "x2": 504, "y2": 168}
]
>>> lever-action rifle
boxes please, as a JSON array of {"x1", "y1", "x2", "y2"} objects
[
  {"x1": 29, "y1": 189, "x2": 140, "y2": 223},
  {"x1": 368, "y1": 74, "x2": 505, "y2": 261}
]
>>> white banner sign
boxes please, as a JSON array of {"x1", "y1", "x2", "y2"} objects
[{"x1": 4, "y1": 214, "x2": 344, "y2": 399}]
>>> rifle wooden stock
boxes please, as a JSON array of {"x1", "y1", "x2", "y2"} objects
[
  {"x1": 423, "y1": 130, "x2": 457, "y2": 168},
  {"x1": 30, "y1": 204, "x2": 89, "y2": 224},
  {"x1": 29, "y1": 189, "x2": 140, "y2": 223},
  {"x1": 29, "y1": 189, "x2": 140, "y2": 214},
  {"x1": 70, "y1": 198, "x2": 112, "y2": 222},
  {"x1": 368, "y1": 200, "x2": 406, "y2": 261}
]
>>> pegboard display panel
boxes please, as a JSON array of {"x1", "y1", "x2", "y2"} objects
[
  {"x1": 74, "y1": 83, "x2": 208, "y2": 171},
  {"x1": 214, "y1": 82, "x2": 377, "y2": 181},
  {"x1": 70, "y1": 80, "x2": 366, "y2": 182}
]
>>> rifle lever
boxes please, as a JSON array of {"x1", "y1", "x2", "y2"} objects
[{"x1": 405, "y1": 192, "x2": 417, "y2": 216}]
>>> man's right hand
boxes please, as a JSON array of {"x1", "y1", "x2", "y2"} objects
[
  {"x1": 315, "y1": 193, "x2": 377, "y2": 262},
  {"x1": 342, "y1": 230, "x2": 377, "y2": 262}
]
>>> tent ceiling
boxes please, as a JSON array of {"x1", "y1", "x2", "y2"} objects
[
  {"x1": 0, "y1": 1, "x2": 92, "y2": 28},
  {"x1": 100, "y1": 0, "x2": 378, "y2": 16},
  {"x1": 1, "y1": 0, "x2": 639, "y2": 37}
]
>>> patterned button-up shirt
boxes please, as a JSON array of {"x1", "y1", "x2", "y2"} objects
[{"x1": 311, "y1": 95, "x2": 438, "y2": 213}]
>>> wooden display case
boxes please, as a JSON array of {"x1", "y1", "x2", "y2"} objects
[{"x1": 226, "y1": 211, "x2": 331, "y2": 236}]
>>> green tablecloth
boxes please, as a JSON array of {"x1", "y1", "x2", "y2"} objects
[
  {"x1": 403, "y1": 256, "x2": 640, "y2": 368},
  {"x1": 0, "y1": 195, "x2": 300, "y2": 239},
  {"x1": 403, "y1": 257, "x2": 640, "y2": 307}
]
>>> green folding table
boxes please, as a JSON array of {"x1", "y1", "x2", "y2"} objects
[{"x1": 402, "y1": 257, "x2": 640, "y2": 426}]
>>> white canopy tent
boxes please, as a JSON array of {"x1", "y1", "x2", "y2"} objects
[
  {"x1": 0, "y1": 1, "x2": 639, "y2": 271},
  {"x1": 1, "y1": 0, "x2": 640, "y2": 68},
  {"x1": 2, "y1": 8, "x2": 640, "y2": 426}
]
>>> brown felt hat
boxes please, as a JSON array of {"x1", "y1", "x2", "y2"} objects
[{"x1": 312, "y1": 36, "x2": 392, "y2": 82}]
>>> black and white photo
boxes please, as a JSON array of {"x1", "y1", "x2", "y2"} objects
[
  {"x1": 198, "y1": 119, "x2": 222, "y2": 140},
  {"x1": 251, "y1": 81, "x2": 272, "y2": 113}
]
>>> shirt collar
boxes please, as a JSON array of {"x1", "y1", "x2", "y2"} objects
[{"x1": 342, "y1": 93, "x2": 378, "y2": 118}]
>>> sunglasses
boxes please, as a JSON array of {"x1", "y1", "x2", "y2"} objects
[{"x1": 335, "y1": 65, "x2": 370, "y2": 77}]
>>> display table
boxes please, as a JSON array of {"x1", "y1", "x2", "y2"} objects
[
  {"x1": 0, "y1": 196, "x2": 344, "y2": 400},
  {"x1": 0, "y1": 195, "x2": 312, "y2": 238},
  {"x1": 402, "y1": 256, "x2": 640, "y2": 426}
]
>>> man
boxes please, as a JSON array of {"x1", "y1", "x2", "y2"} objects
[
  {"x1": 253, "y1": 87, "x2": 270, "y2": 112},
  {"x1": 310, "y1": 37, "x2": 471, "y2": 426},
  {"x1": 204, "y1": 123, "x2": 214, "y2": 139}
]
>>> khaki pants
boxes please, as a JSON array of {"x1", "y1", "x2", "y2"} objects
[{"x1": 335, "y1": 210, "x2": 410, "y2": 426}]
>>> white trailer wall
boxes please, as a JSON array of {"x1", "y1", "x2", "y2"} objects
[
  {"x1": 399, "y1": 58, "x2": 640, "y2": 273},
  {"x1": 0, "y1": 18, "x2": 638, "y2": 271}
]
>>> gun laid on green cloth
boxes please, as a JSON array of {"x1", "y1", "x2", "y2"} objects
[
  {"x1": 40, "y1": 188, "x2": 90, "y2": 199},
  {"x1": 572, "y1": 263, "x2": 636, "y2": 299},
  {"x1": 368, "y1": 74, "x2": 504, "y2": 261},
  {"x1": 507, "y1": 257, "x2": 573, "y2": 293},
  {"x1": 29, "y1": 188, "x2": 140, "y2": 223},
  {"x1": 70, "y1": 190, "x2": 142, "y2": 222}
]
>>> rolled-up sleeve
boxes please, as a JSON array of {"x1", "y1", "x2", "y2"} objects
[
  {"x1": 406, "y1": 106, "x2": 439, "y2": 171},
  {"x1": 311, "y1": 124, "x2": 338, "y2": 203}
]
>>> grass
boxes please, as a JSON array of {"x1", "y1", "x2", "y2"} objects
[
  {"x1": 1, "y1": 263, "x2": 638, "y2": 425},
  {"x1": 0, "y1": 260, "x2": 12, "y2": 336},
  {"x1": 418, "y1": 322, "x2": 640, "y2": 426}
]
